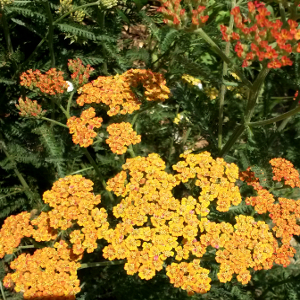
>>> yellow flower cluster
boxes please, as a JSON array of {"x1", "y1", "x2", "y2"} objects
[
  {"x1": 204, "y1": 86, "x2": 219, "y2": 100},
  {"x1": 0, "y1": 212, "x2": 33, "y2": 258},
  {"x1": 3, "y1": 241, "x2": 81, "y2": 299},
  {"x1": 67, "y1": 107, "x2": 103, "y2": 147},
  {"x1": 76, "y1": 69, "x2": 170, "y2": 116},
  {"x1": 105, "y1": 152, "x2": 244, "y2": 292},
  {"x1": 43, "y1": 175, "x2": 109, "y2": 254},
  {"x1": 166, "y1": 260, "x2": 211, "y2": 295},
  {"x1": 214, "y1": 216, "x2": 275, "y2": 284},
  {"x1": 173, "y1": 151, "x2": 241, "y2": 214},
  {"x1": 106, "y1": 122, "x2": 141, "y2": 154},
  {"x1": 181, "y1": 74, "x2": 202, "y2": 86}
]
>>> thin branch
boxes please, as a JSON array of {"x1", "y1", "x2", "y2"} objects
[
  {"x1": 41, "y1": 117, "x2": 68, "y2": 128},
  {"x1": 78, "y1": 260, "x2": 125, "y2": 270},
  {"x1": 218, "y1": 0, "x2": 236, "y2": 152}
]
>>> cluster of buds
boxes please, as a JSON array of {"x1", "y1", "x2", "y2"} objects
[
  {"x1": 157, "y1": 0, "x2": 209, "y2": 30},
  {"x1": 99, "y1": 0, "x2": 118, "y2": 9},
  {"x1": 68, "y1": 58, "x2": 94, "y2": 86},
  {"x1": 221, "y1": 2, "x2": 300, "y2": 68},
  {"x1": 0, "y1": 0, "x2": 13, "y2": 8},
  {"x1": 67, "y1": 107, "x2": 103, "y2": 147},
  {"x1": 56, "y1": 0, "x2": 85, "y2": 22},
  {"x1": 15, "y1": 97, "x2": 46, "y2": 118},
  {"x1": 20, "y1": 68, "x2": 68, "y2": 95},
  {"x1": 106, "y1": 122, "x2": 141, "y2": 154}
]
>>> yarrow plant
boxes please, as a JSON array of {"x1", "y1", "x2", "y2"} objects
[{"x1": 3, "y1": 0, "x2": 300, "y2": 299}]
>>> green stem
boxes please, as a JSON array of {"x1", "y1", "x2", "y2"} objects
[
  {"x1": 131, "y1": 113, "x2": 139, "y2": 126},
  {"x1": 248, "y1": 104, "x2": 300, "y2": 127},
  {"x1": 220, "y1": 66, "x2": 270, "y2": 156},
  {"x1": 14, "y1": 245, "x2": 35, "y2": 251},
  {"x1": 218, "y1": 0, "x2": 236, "y2": 152},
  {"x1": 82, "y1": 148, "x2": 114, "y2": 201},
  {"x1": 98, "y1": 9, "x2": 107, "y2": 74},
  {"x1": 1, "y1": 10, "x2": 13, "y2": 55},
  {"x1": 43, "y1": 0, "x2": 55, "y2": 68},
  {"x1": 0, "y1": 280, "x2": 6, "y2": 300},
  {"x1": 68, "y1": 166, "x2": 94, "y2": 175},
  {"x1": 41, "y1": 117, "x2": 69, "y2": 128},
  {"x1": 0, "y1": 188, "x2": 25, "y2": 200},
  {"x1": 127, "y1": 144, "x2": 136, "y2": 158},
  {"x1": 195, "y1": 28, "x2": 252, "y2": 90},
  {"x1": 0, "y1": 134, "x2": 32, "y2": 199},
  {"x1": 220, "y1": 124, "x2": 245, "y2": 157},
  {"x1": 67, "y1": 91, "x2": 75, "y2": 115},
  {"x1": 78, "y1": 260, "x2": 125, "y2": 270},
  {"x1": 279, "y1": 3, "x2": 288, "y2": 27},
  {"x1": 245, "y1": 66, "x2": 270, "y2": 122},
  {"x1": 182, "y1": 127, "x2": 191, "y2": 149}
]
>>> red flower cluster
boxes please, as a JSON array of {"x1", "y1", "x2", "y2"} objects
[
  {"x1": 221, "y1": 1, "x2": 300, "y2": 68},
  {"x1": 157, "y1": 0, "x2": 208, "y2": 29},
  {"x1": 68, "y1": 58, "x2": 94, "y2": 86},
  {"x1": 15, "y1": 97, "x2": 46, "y2": 118},
  {"x1": 20, "y1": 68, "x2": 68, "y2": 95}
]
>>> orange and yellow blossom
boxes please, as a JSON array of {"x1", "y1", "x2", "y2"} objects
[
  {"x1": 76, "y1": 69, "x2": 170, "y2": 116},
  {"x1": 3, "y1": 241, "x2": 81, "y2": 299},
  {"x1": 42, "y1": 175, "x2": 109, "y2": 255},
  {"x1": 270, "y1": 158, "x2": 300, "y2": 188},
  {"x1": 106, "y1": 122, "x2": 141, "y2": 155},
  {"x1": 67, "y1": 107, "x2": 103, "y2": 148}
]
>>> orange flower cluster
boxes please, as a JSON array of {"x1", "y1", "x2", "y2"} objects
[
  {"x1": 173, "y1": 151, "x2": 242, "y2": 213},
  {"x1": 76, "y1": 69, "x2": 170, "y2": 116},
  {"x1": 0, "y1": 212, "x2": 33, "y2": 258},
  {"x1": 67, "y1": 107, "x2": 103, "y2": 147},
  {"x1": 269, "y1": 158, "x2": 300, "y2": 188},
  {"x1": 166, "y1": 260, "x2": 211, "y2": 295},
  {"x1": 15, "y1": 97, "x2": 46, "y2": 118},
  {"x1": 245, "y1": 189, "x2": 275, "y2": 214},
  {"x1": 240, "y1": 158, "x2": 300, "y2": 267},
  {"x1": 106, "y1": 122, "x2": 141, "y2": 154},
  {"x1": 270, "y1": 198, "x2": 300, "y2": 244},
  {"x1": 43, "y1": 175, "x2": 109, "y2": 254},
  {"x1": 20, "y1": 68, "x2": 68, "y2": 95},
  {"x1": 214, "y1": 216, "x2": 275, "y2": 284},
  {"x1": 157, "y1": 0, "x2": 208, "y2": 30},
  {"x1": 68, "y1": 58, "x2": 94, "y2": 86},
  {"x1": 3, "y1": 241, "x2": 81, "y2": 299},
  {"x1": 221, "y1": 2, "x2": 299, "y2": 68}
]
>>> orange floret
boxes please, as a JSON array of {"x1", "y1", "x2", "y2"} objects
[
  {"x1": 67, "y1": 107, "x2": 103, "y2": 147},
  {"x1": 106, "y1": 122, "x2": 141, "y2": 155}
]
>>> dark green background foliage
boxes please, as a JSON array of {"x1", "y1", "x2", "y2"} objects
[{"x1": 1, "y1": 0, "x2": 300, "y2": 299}]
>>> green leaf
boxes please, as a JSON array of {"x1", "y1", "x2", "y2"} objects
[{"x1": 116, "y1": 8, "x2": 130, "y2": 25}]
